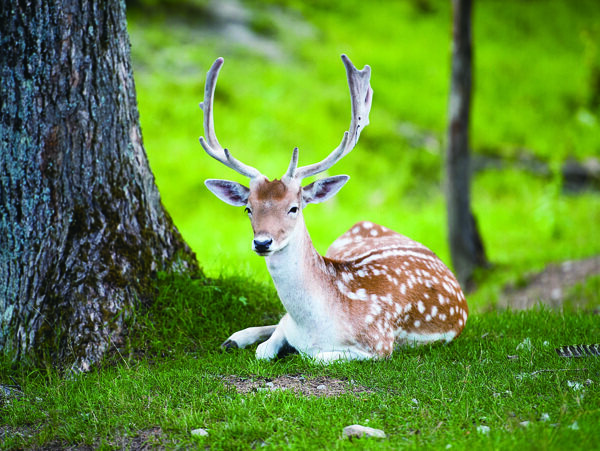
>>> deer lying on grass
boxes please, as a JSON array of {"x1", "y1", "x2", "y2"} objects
[{"x1": 200, "y1": 55, "x2": 468, "y2": 362}]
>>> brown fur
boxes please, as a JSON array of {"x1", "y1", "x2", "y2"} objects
[
  {"x1": 323, "y1": 221, "x2": 468, "y2": 357},
  {"x1": 254, "y1": 179, "x2": 290, "y2": 201}
]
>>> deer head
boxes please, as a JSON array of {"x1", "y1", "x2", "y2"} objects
[{"x1": 201, "y1": 55, "x2": 373, "y2": 256}]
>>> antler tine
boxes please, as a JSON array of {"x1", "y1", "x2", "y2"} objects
[
  {"x1": 199, "y1": 57, "x2": 262, "y2": 179},
  {"x1": 293, "y1": 54, "x2": 373, "y2": 180},
  {"x1": 283, "y1": 147, "x2": 299, "y2": 180}
]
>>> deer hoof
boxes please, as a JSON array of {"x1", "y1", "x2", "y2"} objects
[{"x1": 221, "y1": 339, "x2": 239, "y2": 351}]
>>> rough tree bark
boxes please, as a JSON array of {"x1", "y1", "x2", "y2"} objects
[
  {"x1": 0, "y1": 0, "x2": 197, "y2": 370},
  {"x1": 446, "y1": 0, "x2": 488, "y2": 289}
]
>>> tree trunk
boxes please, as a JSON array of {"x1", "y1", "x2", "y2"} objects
[
  {"x1": 0, "y1": 0, "x2": 198, "y2": 370},
  {"x1": 446, "y1": 0, "x2": 488, "y2": 290}
]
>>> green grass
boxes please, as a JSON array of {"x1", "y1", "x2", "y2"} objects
[{"x1": 1, "y1": 273, "x2": 599, "y2": 449}]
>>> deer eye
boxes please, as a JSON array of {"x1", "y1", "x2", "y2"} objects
[{"x1": 288, "y1": 206, "x2": 299, "y2": 215}]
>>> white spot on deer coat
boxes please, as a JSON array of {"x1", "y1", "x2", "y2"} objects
[
  {"x1": 431, "y1": 305, "x2": 438, "y2": 318},
  {"x1": 370, "y1": 303, "x2": 382, "y2": 316},
  {"x1": 356, "y1": 288, "x2": 368, "y2": 301}
]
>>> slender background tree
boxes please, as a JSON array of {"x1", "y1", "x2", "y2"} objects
[
  {"x1": 0, "y1": 0, "x2": 197, "y2": 370},
  {"x1": 446, "y1": 0, "x2": 488, "y2": 289}
]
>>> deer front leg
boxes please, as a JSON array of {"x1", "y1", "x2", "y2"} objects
[
  {"x1": 221, "y1": 325, "x2": 277, "y2": 350},
  {"x1": 255, "y1": 320, "x2": 289, "y2": 360}
]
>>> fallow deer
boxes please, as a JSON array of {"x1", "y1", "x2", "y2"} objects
[{"x1": 200, "y1": 55, "x2": 468, "y2": 362}]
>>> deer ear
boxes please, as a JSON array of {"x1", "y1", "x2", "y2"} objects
[
  {"x1": 302, "y1": 175, "x2": 349, "y2": 206},
  {"x1": 205, "y1": 179, "x2": 250, "y2": 206}
]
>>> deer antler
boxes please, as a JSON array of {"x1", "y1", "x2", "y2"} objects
[
  {"x1": 289, "y1": 54, "x2": 373, "y2": 181},
  {"x1": 199, "y1": 57, "x2": 262, "y2": 179}
]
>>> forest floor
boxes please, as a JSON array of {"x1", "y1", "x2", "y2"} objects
[
  {"x1": 500, "y1": 256, "x2": 600, "y2": 311},
  {"x1": 2, "y1": 264, "x2": 599, "y2": 450}
]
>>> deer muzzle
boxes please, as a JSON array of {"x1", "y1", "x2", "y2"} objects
[{"x1": 253, "y1": 236, "x2": 273, "y2": 255}]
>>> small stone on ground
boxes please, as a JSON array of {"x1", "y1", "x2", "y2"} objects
[
  {"x1": 343, "y1": 424, "x2": 386, "y2": 439},
  {"x1": 191, "y1": 428, "x2": 208, "y2": 437}
]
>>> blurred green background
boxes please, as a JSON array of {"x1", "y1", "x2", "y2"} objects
[{"x1": 126, "y1": 0, "x2": 600, "y2": 310}]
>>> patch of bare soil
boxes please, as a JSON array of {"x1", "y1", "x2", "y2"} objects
[
  {"x1": 500, "y1": 256, "x2": 600, "y2": 310},
  {"x1": 0, "y1": 424, "x2": 173, "y2": 451},
  {"x1": 0, "y1": 425, "x2": 40, "y2": 447},
  {"x1": 221, "y1": 374, "x2": 374, "y2": 397},
  {"x1": 97, "y1": 427, "x2": 173, "y2": 450}
]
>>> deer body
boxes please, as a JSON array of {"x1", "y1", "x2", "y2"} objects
[{"x1": 199, "y1": 56, "x2": 468, "y2": 362}]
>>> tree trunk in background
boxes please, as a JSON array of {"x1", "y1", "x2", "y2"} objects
[
  {"x1": 0, "y1": 0, "x2": 197, "y2": 370},
  {"x1": 446, "y1": 0, "x2": 488, "y2": 290}
]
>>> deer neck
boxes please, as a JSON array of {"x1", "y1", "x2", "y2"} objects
[{"x1": 264, "y1": 216, "x2": 329, "y2": 323}]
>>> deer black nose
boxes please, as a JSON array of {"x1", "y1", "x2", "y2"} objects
[{"x1": 253, "y1": 238, "x2": 273, "y2": 253}]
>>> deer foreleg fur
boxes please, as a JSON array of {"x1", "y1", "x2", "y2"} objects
[
  {"x1": 255, "y1": 321, "x2": 289, "y2": 360},
  {"x1": 221, "y1": 325, "x2": 277, "y2": 350}
]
